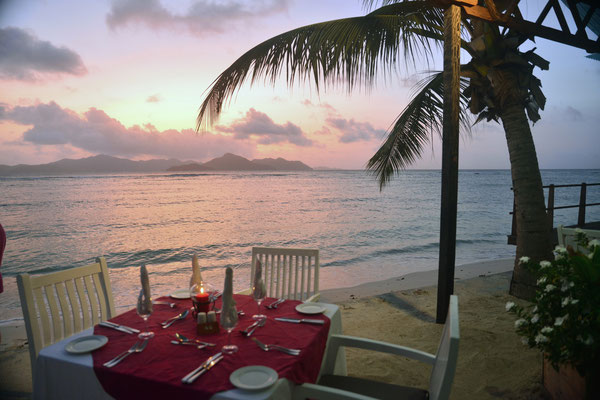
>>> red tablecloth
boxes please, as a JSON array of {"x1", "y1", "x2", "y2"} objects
[{"x1": 93, "y1": 294, "x2": 330, "y2": 399}]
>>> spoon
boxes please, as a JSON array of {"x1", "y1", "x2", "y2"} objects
[
  {"x1": 175, "y1": 333, "x2": 216, "y2": 347},
  {"x1": 161, "y1": 309, "x2": 189, "y2": 328}
]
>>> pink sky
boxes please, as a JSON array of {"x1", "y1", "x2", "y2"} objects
[{"x1": 1, "y1": 0, "x2": 599, "y2": 170}]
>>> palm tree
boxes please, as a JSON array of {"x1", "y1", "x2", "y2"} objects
[{"x1": 196, "y1": 1, "x2": 553, "y2": 299}]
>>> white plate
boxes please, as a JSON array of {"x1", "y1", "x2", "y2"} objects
[
  {"x1": 230, "y1": 366, "x2": 278, "y2": 391},
  {"x1": 170, "y1": 289, "x2": 190, "y2": 299},
  {"x1": 65, "y1": 335, "x2": 108, "y2": 354},
  {"x1": 295, "y1": 303, "x2": 325, "y2": 315}
]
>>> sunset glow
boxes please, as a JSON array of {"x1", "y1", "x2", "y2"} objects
[{"x1": 1, "y1": 0, "x2": 598, "y2": 170}]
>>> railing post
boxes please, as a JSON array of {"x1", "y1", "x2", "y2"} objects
[
  {"x1": 547, "y1": 184, "x2": 555, "y2": 228},
  {"x1": 578, "y1": 182, "x2": 587, "y2": 227}
]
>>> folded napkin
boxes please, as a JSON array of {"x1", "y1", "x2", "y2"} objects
[
  {"x1": 220, "y1": 267, "x2": 238, "y2": 326},
  {"x1": 252, "y1": 259, "x2": 266, "y2": 298},
  {"x1": 140, "y1": 264, "x2": 153, "y2": 312}
]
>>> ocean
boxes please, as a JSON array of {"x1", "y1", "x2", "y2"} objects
[{"x1": 1, "y1": 169, "x2": 599, "y2": 322}]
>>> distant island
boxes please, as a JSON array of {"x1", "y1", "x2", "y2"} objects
[{"x1": 0, "y1": 153, "x2": 312, "y2": 176}]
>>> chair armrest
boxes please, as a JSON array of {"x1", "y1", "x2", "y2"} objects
[
  {"x1": 293, "y1": 383, "x2": 377, "y2": 400},
  {"x1": 320, "y1": 334, "x2": 435, "y2": 375}
]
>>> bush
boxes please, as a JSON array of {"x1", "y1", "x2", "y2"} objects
[{"x1": 506, "y1": 230, "x2": 600, "y2": 375}]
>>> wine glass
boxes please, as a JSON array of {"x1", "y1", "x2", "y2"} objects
[
  {"x1": 252, "y1": 278, "x2": 266, "y2": 320},
  {"x1": 136, "y1": 290, "x2": 155, "y2": 339},
  {"x1": 220, "y1": 307, "x2": 238, "y2": 354}
]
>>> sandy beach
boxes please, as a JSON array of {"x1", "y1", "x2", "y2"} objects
[{"x1": 0, "y1": 258, "x2": 545, "y2": 399}]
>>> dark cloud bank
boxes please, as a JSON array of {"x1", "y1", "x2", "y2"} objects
[{"x1": 0, "y1": 27, "x2": 86, "y2": 81}]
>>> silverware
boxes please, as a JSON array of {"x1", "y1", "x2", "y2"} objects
[
  {"x1": 274, "y1": 317, "x2": 325, "y2": 325},
  {"x1": 245, "y1": 317, "x2": 266, "y2": 337},
  {"x1": 251, "y1": 337, "x2": 300, "y2": 355},
  {"x1": 175, "y1": 333, "x2": 215, "y2": 347},
  {"x1": 266, "y1": 298, "x2": 285, "y2": 309},
  {"x1": 181, "y1": 352, "x2": 222, "y2": 383},
  {"x1": 161, "y1": 309, "x2": 189, "y2": 328},
  {"x1": 100, "y1": 321, "x2": 140, "y2": 334},
  {"x1": 183, "y1": 354, "x2": 224, "y2": 383},
  {"x1": 171, "y1": 340, "x2": 206, "y2": 349},
  {"x1": 99, "y1": 322, "x2": 134, "y2": 334},
  {"x1": 153, "y1": 301, "x2": 177, "y2": 308},
  {"x1": 209, "y1": 291, "x2": 222, "y2": 301},
  {"x1": 215, "y1": 309, "x2": 245, "y2": 316},
  {"x1": 104, "y1": 339, "x2": 148, "y2": 367},
  {"x1": 241, "y1": 319, "x2": 261, "y2": 335}
]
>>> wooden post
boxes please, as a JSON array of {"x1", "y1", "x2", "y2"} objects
[
  {"x1": 436, "y1": 4, "x2": 461, "y2": 324},
  {"x1": 547, "y1": 184, "x2": 555, "y2": 227},
  {"x1": 578, "y1": 182, "x2": 587, "y2": 227}
]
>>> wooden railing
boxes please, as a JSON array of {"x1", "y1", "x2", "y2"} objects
[{"x1": 508, "y1": 182, "x2": 600, "y2": 245}]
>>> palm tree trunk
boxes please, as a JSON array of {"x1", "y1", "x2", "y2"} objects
[{"x1": 500, "y1": 101, "x2": 553, "y2": 299}]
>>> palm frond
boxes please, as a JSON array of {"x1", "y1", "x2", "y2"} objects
[
  {"x1": 367, "y1": 71, "x2": 472, "y2": 189},
  {"x1": 197, "y1": 1, "x2": 445, "y2": 131}
]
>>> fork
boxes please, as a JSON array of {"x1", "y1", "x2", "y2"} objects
[
  {"x1": 104, "y1": 340, "x2": 148, "y2": 367},
  {"x1": 266, "y1": 298, "x2": 285, "y2": 309},
  {"x1": 153, "y1": 301, "x2": 177, "y2": 308},
  {"x1": 251, "y1": 337, "x2": 300, "y2": 355}
]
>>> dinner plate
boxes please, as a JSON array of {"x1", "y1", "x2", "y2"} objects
[
  {"x1": 170, "y1": 289, "x2": 190, "y2": 299},
  {"x1": 229, "y1": 366, "x2": 278, "y2": 391},
  {"x1": 295, "y1": 303, "x2": 326, "y2": 315},
  {"x1": 65, "y1": 335, "x2": 108, "y2": 354}
]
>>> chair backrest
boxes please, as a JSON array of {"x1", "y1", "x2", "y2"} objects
[
  {"x1": 251, "y1": 247, "x2": 319, "y2": 301},
  {"x1": 428, "y1": 295, "x2": 460, "y2": 400},
  {"x1": 17, "y1": 257, "x2": 115, "y2": 372},
  {"x1": 557, "y1": 225, "x2": 600, "y2": 252}
]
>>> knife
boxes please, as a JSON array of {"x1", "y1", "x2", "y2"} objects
[
  {"x1": 184, "y1": 354, "x2": 224, "y2": 383},
  {"x1": 101, "y1": 321, "x2": 140, "y2": 333},
  {"x1": 181, "y1": 352, "x2": 222, "y2": 383},
  {"x1": 275, "y1": 318, "x2": 325, "y2": 325},
  {"x1": 98, "y1": 322, "x2": 134, "y2": 334}
]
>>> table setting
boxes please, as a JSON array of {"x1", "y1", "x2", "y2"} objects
[{"x1": 34, "y1": 256, "x2": 344, "y2": 400}]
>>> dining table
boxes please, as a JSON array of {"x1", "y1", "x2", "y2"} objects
[{"x1": 33, "y1": 293, "x2": 346, "y2": 400}]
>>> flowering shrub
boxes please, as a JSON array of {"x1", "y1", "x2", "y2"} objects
[{"x1": 506, "y1": 230, "x2": 600, "y2": 375}]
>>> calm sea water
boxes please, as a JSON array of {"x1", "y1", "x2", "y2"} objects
[{"x1": 1, "y1": 169, "x2": 599, "y2": 322}]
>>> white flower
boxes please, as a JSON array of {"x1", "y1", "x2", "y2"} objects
[
  {"x1": 515, "y1": 319, "x2": 526, "y2": 328},
  {"x1": 539, "y1": 261, "x2": 552, "y2": 269},
  {"x1": 505, "y1": 302, "x2": 516, "y2": 312},
  {"x1": 571, "y1": 299, "x2": 579, "y2": 305},
  {"x1": 537, "y1": 276, "x2": 547, "y2": 285},
  {"x1": 554, "y1": 315, "x2": 568, "y2": 326},
  {"x1": 562, "y1": 297, "x2": 571, "y2": 307},
  {"x1": 532, "y1": 306, "x2": 538, "y2": 313},
  {"x1": 584, "y1": 336, "x2": 594, "y2": 346},
  {"x1": 561, "y1": 281, "x2": 570, "y2": 292},
  {"x1": 589, "y1": 253, "x2": 594, "y2": 260},
  {"x1": 545, "y1": 284, "x2": 556, "y2": 292},
  {"x1": 554, "y1": 245, "x2": 567, "y2": 254},
  {"x1": 521, "y1": 337, "x2": 529, "y2": 345},
  {"x1": 519, "y1": 256, "x2": 530, "y2": 264},
  {"x1": 575, "y1": 228, "x2": 583, "y2": 234},
  {"x1": 589, "y1": 239, "x2": 599, "y2": 248},
  {"x1": 535, "y1": 334, "x2": 549, "y2": 343},
  {"x1": 531, "y1": 314, "x2": 540, "y2": 323},
  {"x1": 541, "y1": 326, "x2": 553, "y2": 334}
]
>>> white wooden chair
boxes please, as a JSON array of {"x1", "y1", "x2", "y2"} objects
[
  {"x1": 293, "y1": 295, "x2": 460, "y2": 400},
  {"x1": 251, "y1": 247, "x2": 320, "y2": 302},
  {"x1": 17, "y1": 257, "x2": 115, "y2": 375},
  {"x1": 557, "y1": 225, "x2": 600, "y2": 251}
]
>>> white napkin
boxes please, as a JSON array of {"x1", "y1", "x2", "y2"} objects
[
  {"x1": 220, "y1": 267, "x2": 238, "y2": 326},
  {"x1": 140, "y1": 264, "x2": 153, "y2": 312}
]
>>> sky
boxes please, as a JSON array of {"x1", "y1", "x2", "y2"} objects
[{"x1": 0, "y1": 0, "x2": 598, "y2": 170}]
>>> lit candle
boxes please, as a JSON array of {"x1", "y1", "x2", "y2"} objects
[{"x1": 194, "y1": 291, "x2": 210, "y2": 312}]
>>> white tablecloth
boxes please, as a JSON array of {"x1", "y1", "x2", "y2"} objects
[{"x1": 33, "y1": 302, "x2": 345, "y2": 400}]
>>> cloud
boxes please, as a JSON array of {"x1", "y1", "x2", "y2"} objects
[
  {"x1": 326, "y1": 117, "x2": 386, "y2": 143},
  {"x1": 302, "y1": 99, "x2": 337, "y2": 113},
  {"x1": 0, "y1": 27, "x2": 87, "y2": 81},
  {"x1": 216, "y1": 108, "x2": 313, "y2": 146},
  {"x1": 564, "y1": 106, "x2": 583, "y2": 121},
  {"x1": 0, "y1": 102, "x2": 252, "y2": 160},
  {"x1": 146, "y1": 94, "x2": 162, "y2": 103},
  {"x1": 106, "y1": 0, "x2": 290, "y2": 35}
]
